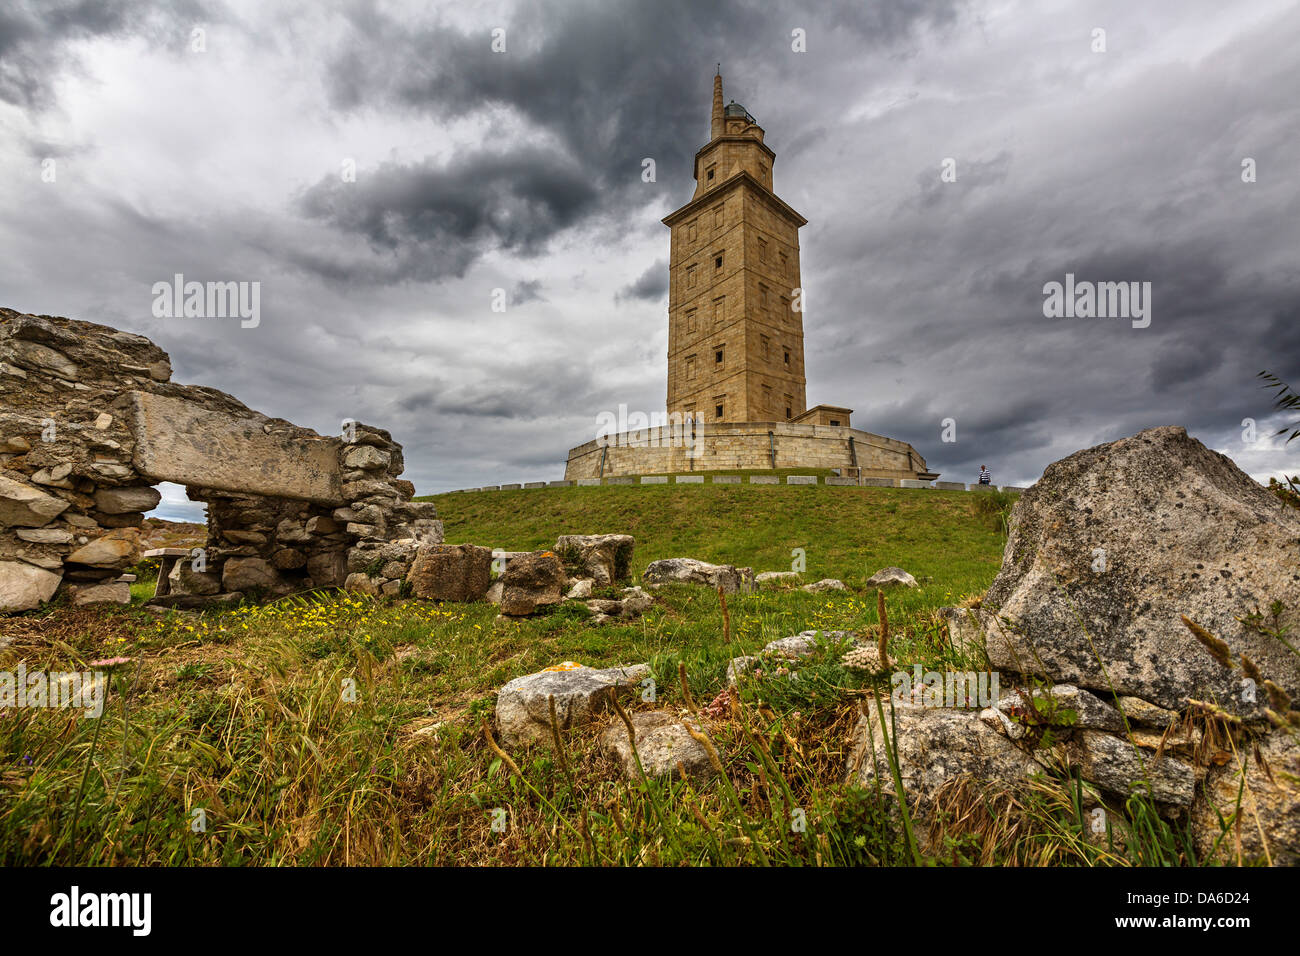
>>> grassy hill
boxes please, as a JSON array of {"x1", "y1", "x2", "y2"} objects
[
  {"x1": 9, "y1": 484, "x2": 1192, "y2": 868},
  {"x1": 424, "y1": 482, "x2": 1007, "y2": 600}
]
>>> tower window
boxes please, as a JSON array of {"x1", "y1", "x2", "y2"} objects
[
  {"x1": 783, "y1": 350, "x2": 790, "y2": 365},
  {"x1": 686, "y1": 354, "x2": 697, "y2": 378},
  {"x1": 761, "y1": 334, "x2": 770, "y2": 357},
  {"x1": 715, "y1": 347, "x2": 724, "y2": 364},
  {"x1": 706, "y1": 166, "x2": 716, "y2": 182},
  {"x1": 687, "y1": 266, "x2": 697, "y2": 288},
  {"x1": 714, "y1": 254, "x2": 723, "y2": 269},
  {"x1": 686, "y1": 308, "x2": 697, "y2": 332},
  {"x1": 715, "y1": 403, "x2": 724, "y2": 418},
  {"x1": 785, "y1": 407, "x2": 792, "y2": 419}
]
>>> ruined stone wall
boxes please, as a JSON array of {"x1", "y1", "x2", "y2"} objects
[{"x1": 0, "y1": 308, "x2": 440, "y2": 612}]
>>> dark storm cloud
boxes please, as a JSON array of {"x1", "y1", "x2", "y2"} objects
[
  {"x1": 0, "y1": 0, "x2": 212, "y2": 109},
  {"x1": 303, "y1": 0, "x2": 963, "y2": 283},
  {"x1": 617, "y1": 259, "x2": 667, "y2": 302},
  {"x1": 294, "y1": 148, "x2": 596, "y2": 282}
]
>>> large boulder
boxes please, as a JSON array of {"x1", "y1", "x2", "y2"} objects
[
  {"x1": 496, "y1": 663, "x2": 650, "y2": 746},
  {"x1": 981, "y1": 426, "x2": 1300, "y2": 714},
  {"x1": 0, "y1": 560, "x2": 62, "y2": 612},
  {"x1": 642, "y1": 557, "x2": 752, "y2": 594},
  {"x1": 407, "y1": 543, "x2": 492, "y2": 601},
  {"x1": 499, "y1": 550, "x2": 567, "y2": 616},
  {"x1": 0, "y1": 472, "x2": 69, "y2": 527},
  {"x1": 553, "y1": 534, "x2": 634, "y2": 586}
]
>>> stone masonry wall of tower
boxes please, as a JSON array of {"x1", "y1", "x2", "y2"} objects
[{"x1": 663, "y1": 73, "x2": 808, "y2": 424}]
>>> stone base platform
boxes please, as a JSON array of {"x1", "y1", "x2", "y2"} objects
[{"x1": 564, "y1": 420, "x2": 937, "y2": 482}]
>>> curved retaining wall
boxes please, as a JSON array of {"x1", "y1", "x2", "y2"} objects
[{"x1": 564, "y1": 421, "x2": 935, "y2": 481}]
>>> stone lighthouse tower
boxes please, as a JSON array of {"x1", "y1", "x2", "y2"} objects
[
  {"x1": 562, "y1": 71, "x2": 936, "y2": 483},
  {"x1": 662, "y1": 70, "x2": 809, "y2": 424}
]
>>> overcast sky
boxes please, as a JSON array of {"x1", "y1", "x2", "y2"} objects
[{"x1": 2, "y1": 0, "x2": 1297, "y2": 520}]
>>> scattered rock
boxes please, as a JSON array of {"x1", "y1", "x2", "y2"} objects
[
  {"x1": 643, "y1": 557, "x2": 751, "y2": 594},
  {"x1": 802, "y1": 578, "x2": 847, "y2": 593},
  {"x1": 726, "y1": 630, "x2": 848, "y2": 683},
  {"x1": 566, "y1": 578, "x2": 594, "y2": 599},
  {"x1": 620, "y1": 586, "x2": 654, "y2": 615},
  {"x1": 495, "y1": 663, "x2": 651, "y2": 746},
  {"x1": 407, "y1": 543, "x2": 492, "y2": 601},
  {"x1": 499, "y1": 550, "x2": 567, "y2": 616},
  {"x1": 553, "y1": 533, "x2": 634, "y2": 586},
  {"x1": 599, "y1": 711, "x2": 716, "y2": 779},
  {"x1": 865, "y1": 567, "x2": 918, "y2": 589}
]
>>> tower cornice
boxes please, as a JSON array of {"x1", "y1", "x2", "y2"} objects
[{"x1": 661, "y1": 169, "x2": 807, "y2": 229}]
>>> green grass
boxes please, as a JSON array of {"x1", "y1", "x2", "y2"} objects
[
  {"x1": 422, "y1": 482, "x2": 1005, "y2": 597},
  {"x1": 0, "y1": 483, "x2": 1236, "y2": 866}
]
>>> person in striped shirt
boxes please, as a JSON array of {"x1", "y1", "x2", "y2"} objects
[{"x1": 978, "y1": 466, "x2": 991, "y2": 485}]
